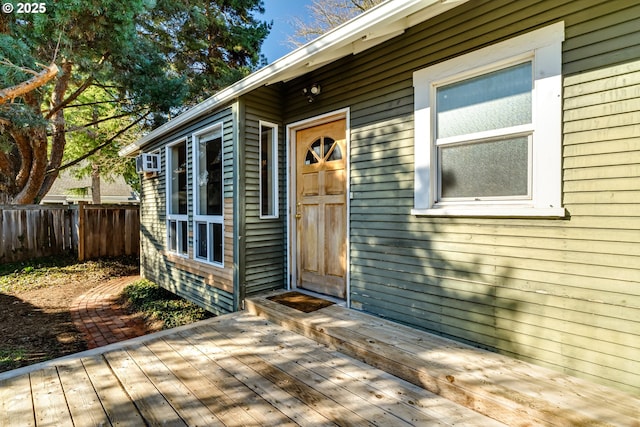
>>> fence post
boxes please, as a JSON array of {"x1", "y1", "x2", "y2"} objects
[{"x1": 78, "y1": 201, "x2": 86, "y2": 261}]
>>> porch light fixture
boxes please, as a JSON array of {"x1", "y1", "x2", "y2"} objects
[{"x1": 302, "y1": 83, "x2": 321, "y2": 102}]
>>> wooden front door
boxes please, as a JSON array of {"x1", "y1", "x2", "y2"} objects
[{"x1": 295, "y1": 119, "x2": 347, "y2": 299}]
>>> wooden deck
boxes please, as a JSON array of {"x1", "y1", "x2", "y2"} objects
[
  {"x1": 245, "y1": 293, "x2": 640, "y2": 427},
  {"x1": 1, "y1": 291, "x2": 638, "y2": 426},
  {"x1": 0, "y1": 308, "x2": 505, "y2": 426}
]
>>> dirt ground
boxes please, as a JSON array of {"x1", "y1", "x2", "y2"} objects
[{"x1": 0, "y1": 257, "x2": 139, "y2": 373}]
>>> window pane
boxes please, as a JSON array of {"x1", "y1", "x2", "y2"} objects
[
  {"x1": 198, "y1": 135, "x2": 223, "y2": 216},
  {"x1": 437, "y1": 62, "x2": 532, "y2": 138},
  {"x1": 196, "y1": 222, "x2": 207, "y2": 259},
  {"x1": 179, "y1": 221, "x2": 188, "y2": 254},
  {"x1": 170, "y1": 142, "x2": 187, "y2": 215},
  {"x1": 440, "y1": 137, "x2": 529, "y2": 198},
  {"x1": 322, "y1": 137, "x2": 335, "y2": 158},
  {"x1": 260, "y1": 125, "x2": 275, "y2": 216},
  {"x1": 212, "y1": 223, "x2": 223, "y2": 263},
  {"x1": 305, "y1": 139, "x2": 321, "y2": 164},
  {"x1": 327, "y1": 142, "x2": 342, "y2": 162},
  {"x1": 168, "y1": 220, "x2": 177, "y2": 251}
]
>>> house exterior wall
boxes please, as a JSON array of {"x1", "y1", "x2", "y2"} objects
[
  {"x1": 281, "y1": 0, "x2": 640, "y2": 394},
  {"x1": 240, "y1": 86, "x2": 288, "y2": 297},
  {"x1": 139, "y1": 106, "x2": 236, "y2": 315}
]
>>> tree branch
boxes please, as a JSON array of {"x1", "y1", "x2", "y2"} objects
[
  {"x1": 0, "y1": 63, "x2": 59, "y2": 104},
  {"x1": 44, "y1": 74, "x2": 94, "y2": 119},
  {"x1": 54, "y1": 98, "x2": 129, "y2": 110},
  {"x1": 0, "y1": 59, "x2": 41, "y2": 76},
  {"x1": 45, "y1": 53, "x2": 111, "y2": 119},
  {"x1": 48, "y1": 111, "x2": 150, "y2": 175},
  {"x1": 59, "y1": 110, "x2": 143, "y2": 135}
]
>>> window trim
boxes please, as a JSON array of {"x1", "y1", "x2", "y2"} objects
[
  {"x1": 259, "y1": 120, "x2": 279, "y2": 219},
  {"x1": 192, "y1": 122, "x2": 225, "y2": 267},
  {"x1": 165, "y1": 138, "x2": 189, "y2": 257},
  {"x1": 412, "y1": 22, "x2": 566, "y2": 218}
]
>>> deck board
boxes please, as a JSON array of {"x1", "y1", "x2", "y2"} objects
[
  {"x1": 178, "y1": 323, "x2": 366, "y2": 426},
  {"x1": 57, "y1": 359, "x2": 109, "y2": 426},
  {"x1": 127, "y1": 344, "x2": 221, "y2": 426},
  {"x1": 143, "y1": 339, "x2": 229, "y2": 427},
  {"x1": 199, "y1": 323, "x2": 376, "y2": 426},
  {"x1": 0, "y1": 374, "x2": 35, "y2": 427},
  {"x1": 167, "y1": 331, "x2": 334, "y2": 426},
  {"x1": 30, "y1": 367, "x2": 74, "y2": 427},
  {"x1": 80, "y1": 354, "x2": 145, "y2": 426},
  {"x1": 104, "y1": 349, "x2": 187, "y2": 426},
  {"x1": 166, "y1": 330, "x2": 290, "y2": 426}
]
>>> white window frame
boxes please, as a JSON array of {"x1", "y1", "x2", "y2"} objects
[
  {"x1": 412, "y1": 22, "x2": 566, "y2": 218},
  {"x1": 192, "y1": 123, "x2": 224, "y2": 267},
  {"x1": 166, "y1": 138, "x2": 189, "y2": 257},
  {"x1": 259, "y1": 120, "x2": 279, "y2": 219}
]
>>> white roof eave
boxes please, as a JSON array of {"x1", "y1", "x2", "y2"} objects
[{"x1": 120, "y1": 0, "x2": 468, "y2": 157}]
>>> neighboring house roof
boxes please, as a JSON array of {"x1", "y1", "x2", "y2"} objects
[
  {"x1": 41, "y1": 169, "x2": 139, "y2": 204},
  {"x1": 119, "y1": 0, "x2": 469, "y2": 157}
]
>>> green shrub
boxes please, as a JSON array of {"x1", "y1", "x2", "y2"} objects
[{"x1": 120, "y1": 279, "x2": 213, "y2": 329}]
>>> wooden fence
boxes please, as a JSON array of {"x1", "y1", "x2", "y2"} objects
[
  {"x1": 77, "y1": 204, "x2": 140, "y2": 261},
  {"x1": 0, "y1": 204, "x2": 139, "y2": 264}
]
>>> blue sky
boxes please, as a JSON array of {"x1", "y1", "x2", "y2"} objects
[{"x1": 260, "y1": 0, "x2": 313, "y2": 63}]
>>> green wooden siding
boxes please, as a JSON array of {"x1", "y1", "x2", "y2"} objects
[
  {"x1": 240, "y1": 86, "x2": 287, "y2": 296},
  {"x1": 280, "y1": 0, "x2": 640, "y2": 394},
  {"x1": 139, "y1": 106, "x2": 236, "y2": 315}
]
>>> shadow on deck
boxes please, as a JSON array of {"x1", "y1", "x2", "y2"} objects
[{"x1": 0, "y1": 290, "x2": 638, "y2": 426}]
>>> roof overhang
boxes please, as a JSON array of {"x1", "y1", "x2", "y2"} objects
[{"x1": 119, "y1": 0, "x2": 469, "y2": 156}]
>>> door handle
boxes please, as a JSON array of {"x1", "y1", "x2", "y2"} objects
[{"x1": 295, "y1": 202, "x2": 302, "y2": 219}]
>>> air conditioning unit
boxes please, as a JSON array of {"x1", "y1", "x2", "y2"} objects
[{"x1": 136, "y1": 153, "x2": 160, "y2": 173}]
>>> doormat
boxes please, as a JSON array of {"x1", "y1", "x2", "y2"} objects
[{"x1": 267, "y1": 291, "x2": 335, "y2": 313}]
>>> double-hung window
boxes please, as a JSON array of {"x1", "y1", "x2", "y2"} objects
[
  {"x1": 259, "y1": 121, "x2": 278, "y2": 218},
  {"x1": 166, "y1": 139, "x2": 188, "y2": 256},
  {"x1": 193, "y1": 124, "x2": 224, "y2": 266},
  {"x1": 412, "y1": 22, "x2": 566, "y2": 217}
]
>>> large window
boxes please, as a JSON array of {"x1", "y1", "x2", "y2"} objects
[
  {"x1": 193, "y1": 124, "x2": 224, "y2": 266},
  {"x1": 166, "y1": 140, "x2": 188, "y2": 256},
  {"x1": 259, "y1": 121, "x2": 278, "y2": 218},
  {"x1": 412, "y1": 22, "x2": 565, "y2": 217}
]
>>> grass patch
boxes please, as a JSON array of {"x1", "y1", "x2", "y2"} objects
[
  {"x1": 0, "y1": 255, "x2": 139, "y2": 293},
  {"x1": 120, "y1": 279, "x2": 213, "y2": 329},
  {"x1": 0, "y1": 349, "x2": 26, "y2": 371}
]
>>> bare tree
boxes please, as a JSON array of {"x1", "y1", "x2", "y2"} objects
[{"x1": 288, "y1": 0, "x2": 385, "y2": 47}]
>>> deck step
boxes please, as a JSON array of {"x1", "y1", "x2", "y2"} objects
[{"x1": 246, "y1": 292, "x2": 640, "y2": 427}]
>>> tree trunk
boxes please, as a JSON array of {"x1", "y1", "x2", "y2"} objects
[
  {"x1": 13, "y1": 130, "x2": 33, "y2": 190},
  {"x1": 8, "y1": 62, "x2": 72, "y2": 204},
  {"x1": 11, "y1": 128, "x2": 48, "y2": 204},
  {"x1": 91, "y1": 163, "x2": 101, "y2": 204}
]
